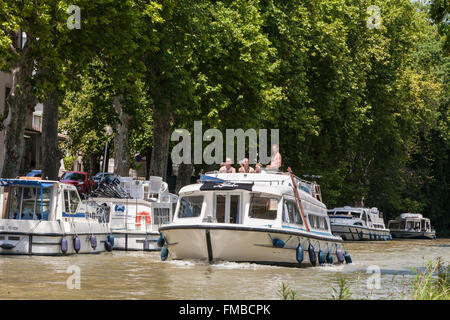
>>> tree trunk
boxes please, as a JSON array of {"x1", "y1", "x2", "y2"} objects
[
  {"x1": 113, "y1": 95, "x2": 131, "y2": 176},
  {"x1": 175, "y1": 163, "x2": 193, "y2": 194},
  {"x1": 1, "y1": 47, "x2": 36, "y2": 178},
  {"x1": 42, "y1": 91, "x2": 62, "y2": 180},
  {"x1": 149, "y1": 102, "x2": 171, "y2": 181}
]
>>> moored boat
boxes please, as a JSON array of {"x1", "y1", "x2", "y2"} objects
[
  {"x1": 328, "y1": 206, "x2": 390, "y2": 241},
  {"x1": 388, "y1": 213, "x2": 436, "y2": 239},
  {"x1": 158, "y1": 169, "x2": 350, "y2": 267},
  {"x1": 0, "y1": 178, "x2": 110, "y2": 255},
  {"x1": 83, "y1": 176, "x2": 178, "y2": 251}
]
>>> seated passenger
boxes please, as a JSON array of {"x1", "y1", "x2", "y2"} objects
[
  {"x1": 238, "y1": 158, "x2": 255, "y2": 173},
  {"x1": 219, "y1": 158, "x2": 236, "y2": 173},
  {"x1": 255, "y1": 162, "x2": 262, "y2": 173}
]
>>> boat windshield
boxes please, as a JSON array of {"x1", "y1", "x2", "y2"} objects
[
  {"x1": 2, "y1": 185, "x2": 52, "y2": 220},
  {"x1": 335, "y1": 211, "x2": 360, "y2": 219},
  {"x1": 249, "y1": 195, "x2": 278, "y2": 220},
  {"x1": 178, "y1": 196, "x2": 203, "y2": 218}
]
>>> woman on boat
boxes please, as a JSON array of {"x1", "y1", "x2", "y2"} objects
[{"x1": 238, "y1": 158, "x2": 255, "y2": 173}]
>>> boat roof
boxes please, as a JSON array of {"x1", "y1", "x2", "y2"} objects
[
  {"x1": 0, "y1": 178, "x2": 75, "y2": 189},
  {"x1": 399, "y1": 213, "x2": 425, "y2": 219},
  {"x1": 329, "y1": 206, "x2": 379, "y2": 213}
]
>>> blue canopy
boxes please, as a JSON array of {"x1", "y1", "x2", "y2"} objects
[
  {"x1": 199, "y1": 174, "x2": 225, "y2": 183},
  {"x1": 0, "y1": 179, "x2": 54, "y2": 188}
]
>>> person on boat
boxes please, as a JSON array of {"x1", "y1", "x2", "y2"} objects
[
  {"x1": 238, "y1": 158, "x2": 255, "y2": 173},
  {"x1": 254, "y1": 162, "x2": 262, "y2": 173},
  {"x1": 219, "y1": 157, "x2": 236, "y2": 173},
  {"x1": 266, "y1": 144, "x2": 282, "y2": 171}
]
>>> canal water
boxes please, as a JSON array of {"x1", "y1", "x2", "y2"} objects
[{"x1": 0, "y1": 239, "x2": 449, "y2": 300}]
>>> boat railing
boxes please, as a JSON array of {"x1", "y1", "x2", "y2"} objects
[{"x1": 203, "y1": 171, "x2": 323, "y2": 201}]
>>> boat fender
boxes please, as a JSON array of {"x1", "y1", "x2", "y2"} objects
[
  {"x1": 389, "y1": 234, "x2": 392, "y2": 240},
  {"x1": 336, "y1": 247, "x2": 345, "y2": 263},
  {"x1": 61, "y1": 237, "x2": 68, "y2": 253},
  {"x1": 0, "y1": 243, "x2": 15, "y2": 250},
  {"x1": 143, "y1": 238, "x2": 150, "y2": 251},
  {"x1": 105, "y1": 240, "x2": 113, "y2": 252},
  {"x1": 73, "y1": 236, "x2": 81, "y2": 253},
  {"x1": 369, "y1": 234, "x2": 372, "y2": 240},
  {"x1": 308, "y1": 244, "x2": 317, "y2": 266},
  {"x1": 318, "y1": 249, "x2": 326, "y2": 266},
  {"x1": 326, "y1": 251, "x2": 333, "y2": 264},
  {"x1": 272, "y1": 238, "x2": 285, "y2": 248},
  {"x1": 344, "y1": 251, "x2": 352, "y2": 264},
  {"x1": 434, "y1": 234, "x2": 437, "y2": 240},
  {"x1": 378, "y1": 234, "x2": 381, "y2": 240},
  {"x1": 157, "y1": 234, "x2": 165, "y2": 248},
  {"x1": 107, "y1": 234, "x2": 115, "y2": 246},
  {"x1": 341, "y1": 234, "x2": 347, "y2": 241},
  {"x1": 359, "y1": 231, "x2": 363, "y2": 239},
  {"x1": 161, "y1": 247, "x2": 169, "y2": 261},
  {"x1": 90, "y1": 235, "x2": 97, "y2": 249},
  {"x1": 296, "y1": 243, "x2": 304, "y2": 264},
  {"x1": 383, "y1": 237, "x2": 386, "y2": 241}
]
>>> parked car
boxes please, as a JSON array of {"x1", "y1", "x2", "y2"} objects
[
  {"x1": 25, "y1": 169, "x2": 42, "y2": 177},
  {"x1": 60, "y1": 171, "x2": 96, "y2": 196},
  {"x1": 92, "y1": 172, "x2": 115, "y2": 183}
]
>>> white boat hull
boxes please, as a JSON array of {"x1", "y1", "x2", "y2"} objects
[
  {"x1": 390, "y1": 230, "x2": 436, "y2": 239},
  {"x1": 0, "y1": 219, "x2": 110, "y2": 255},
  {"x1": 331, "y1": 223, "x2": 391, "y2": 241},
  {"x1": 159, "y1": 224, "x2": 345, "y2": 267},
  {"x1": 112, "y1": 231, "x2": 160, "y2": 251}
]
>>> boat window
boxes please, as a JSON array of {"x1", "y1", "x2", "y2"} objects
[
  {"x1": 249, "y1": 195, "x2": 278, "y2": 220},
  {"x1": 215, "y1": 195, "x2": 226, "y2": 223},
  {"x1": 400, "y1": 221, "x2": 406, "y2": 229},
  {"x1": 178, "y1": 196, "x2": 203, "y2": 218},
  {"x1": 229, "y1": 195, "x2": 240, "y2": 224},
  {"x1": 282, "y1": 200, "x2": 303, "y2": 225},
  {"x1": 5, "y1": 186, "x2": 52, "y2": 221},
  {"x1": 154, "y1": 208, "x2": 171, "y2": 225},
  {"x1": 69, "y1": 190, "x2": 81, "y2": 213}
]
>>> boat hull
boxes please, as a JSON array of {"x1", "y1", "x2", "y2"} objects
[
  {"x1": 0, "y1": 220, "x2": 110, "y2": 255},
  {"x1": 159, "y1": 224, "x2": 344, "y2": 267},
  {"x1": 390, "y1": 230, "x2": 436, "y2": 239},
  {"x1": 330, "y1": 223, "x2": 391, "y2": 241},
  {"x1": 112, "y1": 231, "x2": 160, "y2": 251}
]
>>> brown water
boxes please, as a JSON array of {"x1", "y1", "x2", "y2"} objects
[{"x1": 0, "y1": 239, "x2": 449, "y2": 300}]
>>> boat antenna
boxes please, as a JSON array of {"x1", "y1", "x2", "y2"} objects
[{"x1": 288, "y1": 167, "x2": 310, "y2": 232}]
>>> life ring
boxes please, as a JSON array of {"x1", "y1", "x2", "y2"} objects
[{"x1": 136, "y1": 211, "x2": 151, "y2": 227}]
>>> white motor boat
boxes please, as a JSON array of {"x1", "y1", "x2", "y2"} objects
[
  {"x1": 83, "y1": 176, "x2": 178, "y2": 251},
  {"x1": 158, "y1": 170, "x2": 350, "y2": 267},
  {"x1": 388, "y1": 213, "x2": 436, "y2": 239},
  {"x1": 0, "y1": 178, "x2": 110, "y2": 255},
  {"x1": 328, "y1": 206, "x2": 391, "y2": 241}
]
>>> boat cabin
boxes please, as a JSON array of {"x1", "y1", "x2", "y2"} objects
[
  {"x1": 0, "y1": 179, "x2": 102, "y2": 222},
  {"x1": 327, "y1": 206, "x2": 386, "y2": 229},
  {"x1": 173, "y1": 173, "x2": 332, "y2": 235},
  {"x1": 388, "y1": 213, "x2": 432, "y2": 232}
]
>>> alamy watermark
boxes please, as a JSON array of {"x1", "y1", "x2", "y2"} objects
[
  {"x1": 367, "y1": 5, "x2": 382, "y2": 30},
  {"x1": 67, "y1": 5, "x2": 81, "y2": 30},
  {"x1": 66, "y1": 265, "x2": 81, "y2": 289},
  {"x1": 171, "y1": 121, "x2": 279, "y2": 165}
]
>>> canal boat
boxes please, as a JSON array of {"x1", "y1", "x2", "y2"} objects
[
  {"x1": 327, "y1": 206, "x2": 391, "y2": 241},
  {"x1": 158, "y1": 169, "x2": 350, "y2": 267},
  {"x1": 0, "y1": 178, "x2": 110, "y2": 255},
  {"x1": 388, "y1": 213, "x2": 436, "y2": 239},
  {"x1": 83, "y1": 176, "x2": 178, "y2": 251}
]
